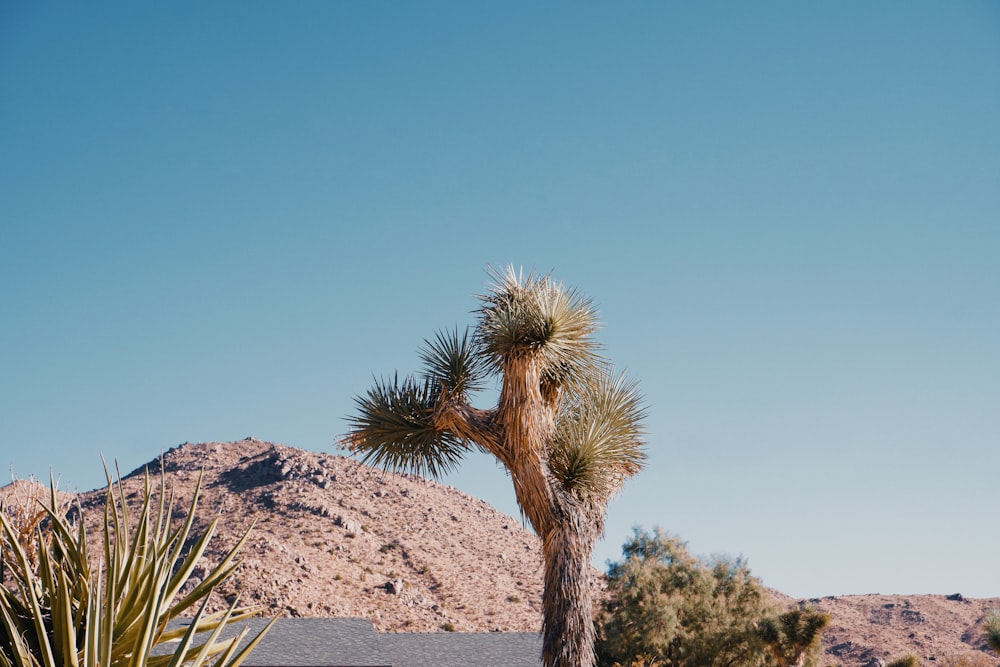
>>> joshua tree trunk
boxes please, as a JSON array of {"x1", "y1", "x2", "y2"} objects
[
  {"x1": 493, "y1": 354, "x2": 601, "y2": 667},
  {"x1": 497, "y1": 354, "x2": 556, "y2": 531},
  {"x1": 542, "y1": 498, "x2": 600, "y2": 667}
]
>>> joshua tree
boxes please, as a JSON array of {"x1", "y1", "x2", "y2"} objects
[
  {"x1": 756, "y1": 607, "x2": 831, "y2": 667},
  {"x1": 345, "y1": 267, "x2": 646, "y2": 667}
]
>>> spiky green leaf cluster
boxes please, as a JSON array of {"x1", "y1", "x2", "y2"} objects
[
  {"x1": 346, "y1": 375, "x2": 470, "y2": 478},
  {"x1": 984, "y1": 609, "x2": 1000, "y2": 655},
  {"x1": 0, "y1": 469, "x2": 274, "y2": 667},
  {"x1": 756, "y1": 608, "x2": 831, "y2": 667},
  {"x1": 477, "y1": 266, "x2": 601, "y2": 387},
  {"x1": 550, "y1": 369, "x2": 646, "y2": 501},
  {"x1": 419, "y1": 328, "x2": 489, "y2": 399}
]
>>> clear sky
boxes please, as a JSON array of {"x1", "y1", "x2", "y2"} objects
[{"x1": 2, "y1": 2, "x2": 998, "y2": 599}]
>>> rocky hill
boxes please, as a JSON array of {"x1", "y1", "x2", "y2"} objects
[
  {"x1": 769, "y1": 591, "x2": 1000, "y2": 667},
  {"x1": 71, "y1": 438, "x2": 551, "y2": 633},
  {"x1": 3, "y1": 439, "x2": 999, "y2": 667}
]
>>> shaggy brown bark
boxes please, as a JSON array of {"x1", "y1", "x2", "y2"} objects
[
  {"x1": 541, "y1": 497, "x2": 600, "y2": 667},
  {"x1": 493, "y1": 354, "x2": 600, "y2": 667},
  {"x1": 497, "y1": 355, "x2": 557, "y2": 536},
  {"x1": 436, "y1": 352, "x2": 600, "y2": 667}
]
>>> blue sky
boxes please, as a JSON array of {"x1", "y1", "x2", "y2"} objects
[{"x1": 2, "y1": 2, "x2": 998, "y2": 598}]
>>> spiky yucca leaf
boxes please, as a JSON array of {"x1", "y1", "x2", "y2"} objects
[
  {"x1": 476, "y1": 266, "x2": 541, "y2": 358},
  {"x1": 984, "y1": 609, "x2": 1000, "y2": 655},
  {"x1": 156, "y1": 595, "x2": 277, "y2": 667},
  {"x1": 549, "y1": 369, "x2": 646, "y2": 501},
  {"x1": 346, "y1": 375, "x2": 469, "y2": 478},
  {"x1": 532, "y1": 278, "x2": 602, "y2": 389},
  {"x1": 477, "y1": 266, "x2": 601, "y2": 387},
  {"x1": 419, "y1": 328, "x2": 489, "y2": 398},
  {"x1": 0, "y1": 468, "x2": 271, "y2": 667}
]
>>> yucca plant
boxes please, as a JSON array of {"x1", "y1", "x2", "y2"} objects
[
  {"x1": 983, "y1": 609, "x2": 1000, "y2": 656},
  {"x1": 885, "y1": 654, "x2": 920, "y2": 667},
  {"x1": 755, "y1": 608, "x2": 830, "y2": 667},
  {"x1": 0, "y1": 467, "x2": 275, "y2": 667},
  {"x1": 345, "y1": 266, "x2": 647, "y2": 667}
]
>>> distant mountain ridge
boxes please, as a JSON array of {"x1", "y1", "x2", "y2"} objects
[{"x1": 3, "y1": 439, "x2": 998, "y2": 667}]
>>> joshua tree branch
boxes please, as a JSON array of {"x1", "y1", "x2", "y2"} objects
[{"x1": 432, "y1": 399, "x2": 506, "y2": 464}]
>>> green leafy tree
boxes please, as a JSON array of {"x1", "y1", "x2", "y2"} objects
[
  {"x1": 597, "y1": 527, "x2": 776, "y2": 667},
  {"x1": 345, "y1": 267, "x2": 646, "y2": 667},
  {"x1": 755, "y1": 607, "x2": 830, "y2": 667},
  {"x1": 983, "y1": 610, "x2": 1000, "y2": 656},
  {"x1": 0, "y1": 468, "x2": 274, "y2": 667}
]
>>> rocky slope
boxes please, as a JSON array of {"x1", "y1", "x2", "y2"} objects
[
  {"x1": 81, "y1": 438, "x2": 548, "y2": 633},
  {"x1": 3, "y1": 439, "x2": 998, "y2": 666},
  {"x1": 807, "y1": 594, "x2": 999, "y2": 667}
]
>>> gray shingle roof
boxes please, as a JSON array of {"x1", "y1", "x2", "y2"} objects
[
  {"x1": 381, "y1": 632, "x2": 542, "y2": 667},
  {"x1": 243, "y1": 619, "x2": 391, "y2": 667},
  {"x1": 164, "y1": 618, "x2": 541, "y2": 667},
  {"x1": 164, "y1": 618, "x2": 390, "y2": 667}
]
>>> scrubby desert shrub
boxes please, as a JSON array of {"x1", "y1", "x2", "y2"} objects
[
  {"x1": 885, "y1": 654, "x2": 919, "y2": 667},
  {"x1": 0, "y1": 476, "x2": 62, "y2": 581},
  {"x1": 598, "y1": 528, "x2": 773, "y2": 667},
  {"x1": 597, "y1": 528, "x2": 830, "y2": 667},
  {"x1": 983, "y1": 609, "x2": 1000, "y2": 656}
]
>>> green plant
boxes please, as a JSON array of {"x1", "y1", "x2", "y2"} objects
[
  {"x1": 885, "y1": 655, "x2": 919, "y2": 667},
  {"x1": 756, "y1": 607, "x2": 831, "y2": 667},
  {"x1": 597, "y1": 528, "x2": 777, "y2": 667},
  {"x1": 346, "y1": 266, "x2": 646, "y2": 667},
  {"x1": 984, "y1": 610, "x2": 1000, "y2": 656},
  {"x1": 0, "y1": 468, "x2": 275, "y2": 667},
  {"x1": 441, "y1": 622, "x2": 456, "y2": 632},
  {"x1": 611, "y1": 658, "x2": 665, "y2": 667}
]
